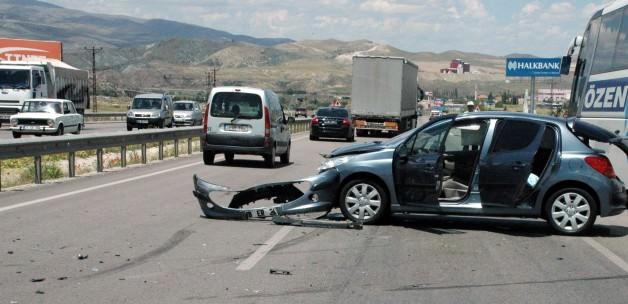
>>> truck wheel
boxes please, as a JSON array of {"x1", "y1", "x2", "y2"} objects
[
  {"x1": 12, "y1": 132, "x2": 21, "y2": 139},
  {"x1": 203, "y1": 150, "x2": 215, "y2": 165}
]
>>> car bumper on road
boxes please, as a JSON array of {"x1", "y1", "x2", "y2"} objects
[
  {"x1": 311, "y1": 126, "x2": 351, "y2": 138},
  {"x1": 10, "y1": 125, "x2": 58, "y2": 134},
  {"x1": 193, "y1": 169, "x2": 340, "y2": 220},
  {"x1": 203, "y1": 133, "x2": 271, "y2": 155}
]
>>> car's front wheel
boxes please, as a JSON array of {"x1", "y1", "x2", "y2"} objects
[
  {"x1": 339, "y1": 179, "x2": 389, "y2": 224},
  {"x1": 545, "y1": 188, "x2": 597, "y2": 235},
  {"x1": 12, "y1": 131, "x2": 21, "y2": 139}
]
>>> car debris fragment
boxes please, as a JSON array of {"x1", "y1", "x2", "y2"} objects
[
  {"x1": 269, "y1": 269, "x2": 292, "y2": 275},
  {"x1": 77, "y1": 254, "x2": 88, "y2": 260}
]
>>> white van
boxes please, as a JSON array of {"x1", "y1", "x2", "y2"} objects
[{"x1": 203, "y1": 87, "x2": 291, "y2": 168}]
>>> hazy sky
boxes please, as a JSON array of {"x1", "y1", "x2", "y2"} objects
[{"x1": 44, "y1": 0, "x2": 613, "y2": 56}]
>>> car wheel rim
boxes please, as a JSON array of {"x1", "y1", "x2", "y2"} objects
[
  {"x1": 551, "y1": 192, "x2": 591, "y2": 232},
  {"x1": 345, "y1": 183, "x2": 381, "y2": 220}
]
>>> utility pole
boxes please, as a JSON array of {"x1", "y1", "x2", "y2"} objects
[
  {"x1": 84, "y1": 46, "x2": 103, "y2": 112},
  {"x1": 212, "y1": 66, "x2": 218, "y2": 87}
]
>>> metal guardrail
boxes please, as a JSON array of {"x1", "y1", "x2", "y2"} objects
[{"x1": 0, "y1": 119, "x2": 312, "y2": 189}]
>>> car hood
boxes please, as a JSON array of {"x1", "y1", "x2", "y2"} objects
[
  {"x1": 11, "y1": 112, "x2": 60, "y2": 119},
  {"x1": 327, "y1": 141, "x2": 386, "y2": 158}
]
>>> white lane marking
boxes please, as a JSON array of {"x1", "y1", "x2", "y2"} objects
[
  {"x1": 236, "y1": 226, "x2": 294, "y2": 271},
  {"x1": 583, "y1": 237, "x2": 628, "y2": 274},
  {"x1": 0, "y1": 135, "x2": 309, "y2": 214}
]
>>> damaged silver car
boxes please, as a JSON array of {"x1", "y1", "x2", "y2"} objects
[{"x1": 194, "y1": 112, "x2": 628, "y2": 235}]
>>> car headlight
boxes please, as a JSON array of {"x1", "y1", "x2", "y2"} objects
[
  {"x1": 317, "y1": 156, "x2": 352, "y2": 172},
  {"x1": 152, "y1": 112, "x2": 160, "y2": 118},
  {"x1": 127, "y1": 111, "x2": 134, "y2": 117},
  {"x1": 10, "y1": 118, "x2": 17, "y2": 127},
  {"x1": 47, "y1": 119, "x2": 54, "y2": 127}
]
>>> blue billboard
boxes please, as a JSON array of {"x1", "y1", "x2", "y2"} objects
[
  {"x1": 506, "y1": 57, "x2": 561, "y2": 77},
  {"x1": 582, "y1": 77, "x2": 628, "y2": 113}
]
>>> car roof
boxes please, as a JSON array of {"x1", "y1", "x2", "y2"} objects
[
  {"x1": 455, "y1": 111, "x2": 567, "y2": 124},
  {"x1": 135, "y1": 93, "x2": 165, "y2": 99},
  {"x1": 211, "y1": 86, "x2": 265, "y2": 96}
]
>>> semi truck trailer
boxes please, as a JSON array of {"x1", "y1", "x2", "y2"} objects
[{"x1": 351, "y1": 56, "x2": 419, "y2": 136}]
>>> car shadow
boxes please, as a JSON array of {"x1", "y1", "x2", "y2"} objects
[
  {"x1": 310, "y1": 138, "x2": 352, "y2": 143},
  {"x1": 213, "y1": 159, "x2": 292, "y2": 169},
  {"x1": 389, "y1": 214, "x2": 628, "y2": 238}
]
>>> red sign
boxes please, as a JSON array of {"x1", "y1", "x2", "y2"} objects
[{"x1": 0, "y1": 38, "x2": 63, "y2": 61}]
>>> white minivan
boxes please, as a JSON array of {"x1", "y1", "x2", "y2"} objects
[{"x1": 203, "y1": 87, "x2": 291, "y2": 168}]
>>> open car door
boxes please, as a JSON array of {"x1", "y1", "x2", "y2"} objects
[{"x1": 393, "y1": 119, "x2": 453, "y2": 207}]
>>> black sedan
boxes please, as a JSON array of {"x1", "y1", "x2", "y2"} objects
[{"x1": 310, "y1": 107, "x2": 355, "y2": 142}]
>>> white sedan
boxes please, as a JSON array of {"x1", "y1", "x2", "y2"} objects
[{"x1": 9, "y1": 99, "x2": 84, "y2": 138}]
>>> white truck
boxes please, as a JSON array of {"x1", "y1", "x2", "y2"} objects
[
  {"x1": 351, "y1": 56, "x2": 419, "y2": 136},
  {"x1": 0, "y1": 59, "x2": 89, "y2": 126}
]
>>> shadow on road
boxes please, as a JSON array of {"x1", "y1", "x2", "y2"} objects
[
  {"x1": 213, "y1": 159, "x2": 292, "y2": 169},
  {"x1": 390, "y1": 214, "x2": 628, "y2": 238}
]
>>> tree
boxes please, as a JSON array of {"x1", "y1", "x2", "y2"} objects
[{"x1": 488, "y1": 92, "x2": 494, "y2": 101}]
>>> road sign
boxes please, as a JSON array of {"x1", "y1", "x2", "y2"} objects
[{"x1": 506, "y1": 57, "x2": 561, "y2": 77}]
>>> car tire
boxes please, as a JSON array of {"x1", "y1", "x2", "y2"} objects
[
  {"x1": 356, "y1": 129, "x2": 366, "y2": 137},
  {"x1": 168, "y1": 118, "x2": 173, "y2": 128},
  {"x1": 56, "y1": 124, "x2": 64, "y2": 136},
  {"x1": 203, "y1": 150, "x2": 215, "y2": 165},
  {"x1": 280, "y1": 142, "x2": 290, "y2": 164},
  {"x1": 127, "y1": 125, "x2": 133, "y2": 131},
  {"x1": 159, "y1": 120, "x2": 165, "y2": 129},
  {"x1": 225, "y1": 152, "x2": 234, "y2": 163},
  {"x1": 72, "y1": 124, "x2": 81, "y2": 135},
  {"x1": 545, "y1": 187, "x2": 597, "y2": 235},
  {"x1": 310, "y1": 135, "x2": 318, "y2": 141},
  {"x1": 339, "y1": 179, "x2": 389, "y2": 224},
  {"x1": 12, "y1": 131, "x2": 21, "y2": 139},
  {"x1": 264, "y1": 147, "x2": 276, "y2": 168}
]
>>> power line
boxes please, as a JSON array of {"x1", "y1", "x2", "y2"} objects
[{"x1": 84, "y1": 46, "x2": 103, "y2": 112}]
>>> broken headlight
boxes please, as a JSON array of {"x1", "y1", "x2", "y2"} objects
[{"x1": 318, "y1": 156, "x2": 352, "y2": 172}]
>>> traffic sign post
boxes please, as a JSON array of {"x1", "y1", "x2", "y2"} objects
[{"x1": 506, "y1": 58, "x2": 562, "y2": 113}]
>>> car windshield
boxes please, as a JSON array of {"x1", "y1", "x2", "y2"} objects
[
  {"x1": 21, "y1": 101, "x2": 62, "y2": 114},
  {"x1": 210, "y1": 92, "x2": 262, "y2": 119},
  {"x1": 316, "y1": 108, "x2": 348, "y2": 117},
  {"x1": 132, "y1": 98, "x2": 162, "y2": 109},
  {"x1": 0, "y1": 70, "x2": 30, "y2": 89},
  {"x1": 174, "y1": 103, "x2": 194, "y2": 111}
]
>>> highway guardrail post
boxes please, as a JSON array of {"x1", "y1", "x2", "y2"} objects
[
  {"x1": 34, "y1": 156, "x2": 42, "y2": 184},
  {"x1": 174, "y1": 139, "x2": 179, "y2": 157},
  {"x1": 120, "y1": 146, "x2": 127, "y2": 168},
  {"x1": 159, "y1": 141, "x2": 164, "y2": 160},
  {"x1": 68, "y1": 152, "x2": 76, "y2": 177},
  {"x1": 187, "y1": 138, "x2": 192, "y2": 155},
  {"x1": 141, "y1": 144, "x2": 147, "y2": 164},
  {"x1": 96, "y1": 149, "x2": 104, "y2": 172}
]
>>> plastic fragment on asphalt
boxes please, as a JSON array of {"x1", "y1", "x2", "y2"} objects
[
  {"x1": 269, "y1": 269, "x2": 292, "y2": 275},
  {"x1": 272, "y1": 216, "x2": 363, "y2": 230},
  {"x1": 77, "y1": 254, "x2": 88, "y2": 260},
  {"x1": 30, "y1": 278, "x2": 45, "y2": 282}
]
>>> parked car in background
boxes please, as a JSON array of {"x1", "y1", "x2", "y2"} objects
[
  {"x1": 310, "y1": 107, "x2": 355, "y2": 142},
  {"x1": 308, "y1": 112, "x2": 627, "y2": 235},
  {"x1": 173, "y1": 100, "x2": 203, "y2": 126},
  {"x1": 126, "y1": 93, "x2": 174, "y2": 130},
  {"x1": 295, "y1": 107, "x2": 308, "y2": 118},
  {"x1": 429, "y1": 110, "x2": 443, "y2": 120},
  {"x1": 203, "y1": 86, "x2": 291, "y2": 168},
  {"x1": 9, "y1": 99, "x2": 83, "y2": 138}
]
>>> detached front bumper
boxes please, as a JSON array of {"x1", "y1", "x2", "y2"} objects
[{"x1": 193, "y1": 169, "x2": 340, "y2": 220}]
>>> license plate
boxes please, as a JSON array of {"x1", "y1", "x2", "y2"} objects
[
  {"x1": 137, "y1": 120, "x2": 149, "y2": 124},
  {"x1": 24, "y1": 125, "x2": 39, "y2": 130},
  {"x1": 0, "y1": 115, "x2": 9, "y2": 120},
  {"x1": 224, "y1": 124, "x2": 248, "y2": 132},
  {"x1": 325, "y1": 120, "x2": 338, "y2": 125}
]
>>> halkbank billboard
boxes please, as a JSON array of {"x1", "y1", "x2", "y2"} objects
[{"x1": 506, "y1": 57, "x2": 561, "y2": 77}]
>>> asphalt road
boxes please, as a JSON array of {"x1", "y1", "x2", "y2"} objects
[
  {"x1": 1, "y1": 133, "x2": 628, "y2": 303},
  {"x1": 0, "y1": 121, "x2": 129, "y2": 140}
]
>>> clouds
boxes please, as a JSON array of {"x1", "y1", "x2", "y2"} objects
[{"x1": 43, "y1": 0, "x2": 610, "y2": 56}]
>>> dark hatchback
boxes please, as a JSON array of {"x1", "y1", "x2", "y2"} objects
[{"x1": 310, "y1": 107, "x2": 355, "y2": 141}]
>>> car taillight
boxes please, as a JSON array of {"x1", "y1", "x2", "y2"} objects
[
  {"x1": 203, "y1": 104, "x2": 210, "y2": 133},
  {"x1": 342, "y1": 118, "x2": 350, "y2": 126},
  {"x1": 264, "y1": 106, "x2": 271, "y2": 147},
  {"x1": 585, "y1": 155, "x2": 616, "y2": 178},
  {"x1": 311, "y1": 117, "x2": 319, "y2": 125}
]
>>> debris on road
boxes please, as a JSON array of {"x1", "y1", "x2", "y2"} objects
[
  {"x1": 30, "y1": 278, "x2": 45, "y2": 282},
  {"x1": 269, "y1": 269, "x2": 292, "y2": 275},
  {"x1": 77, "y1": 254, "x2": 88, "y2": 260},
  {"x1": 7, "y1": 250, "x2": 14, "y2": 254},
  {"x1": 273, "y1": 216, "x2": 362, "y2": 230},
  {"x1": 57, "y1": 276, "x2": 68, "y2": 281},
  {"x1": 35, "y1": 290, "x2": 45, "y2": 294}
]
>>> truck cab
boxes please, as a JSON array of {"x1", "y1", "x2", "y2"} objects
[{"x1": 0, "y1": 63, "x2": 48, "y2": 125}]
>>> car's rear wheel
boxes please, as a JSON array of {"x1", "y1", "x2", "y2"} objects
[
  {"x1": 203, "y1": 150, "x2": 215, "y2": 165},
  {"x1": 264, "y1": 147, "x2": 276, "y2": 168},
  {"x1": 12, "y1": 132, "x2": 21, "y2": 139},
  {"x1": 309, "y1": 135, "x2": 318, "y2": 141},
  {"x1": 545, "y1": 188, "x2": 597, "y2": 235},
  {"x1": 339, "y1": 179, "x2": 389, "y2": 224},
  {"x1": 280, "y1": 142, "x2": 290, "y2": 164},
  {"x1": 225, "y1": 152, "x2": 234, "y2": 163}
]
